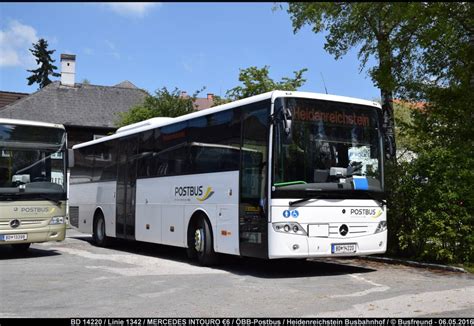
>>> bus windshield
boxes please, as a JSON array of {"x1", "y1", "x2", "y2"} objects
[
  {"x1": 272, "y1": 97, "x2": 383, "y2": 196},
  {"x1": 0, "y1": 124, "x2": 67, "y2": 199}
]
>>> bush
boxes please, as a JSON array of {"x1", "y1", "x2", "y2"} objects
[{"x1": 387, "y1": 89, "x2": 473, "y2": 265}]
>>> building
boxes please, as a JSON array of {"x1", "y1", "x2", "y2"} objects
[
  {"x1": 0, "y1": 54, "x2": 148, "y2": 148},
  {"x1": 0, "y1": 91, "x2": 29, "y2": 108},
  {"x1": 0, "y1": 54, "x2": 218, "y2": 147},
  {"x1": 180, "y1": 91, "x2": 215, "y2": 111}
]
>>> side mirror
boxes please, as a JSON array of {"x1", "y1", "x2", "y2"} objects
[
  {"x1": 282, "y1": 107, "x2": 292, "y2": 136},
  {"x1": 384, "y1": 133, "x2": 396, "y2": 159},
  {"x1": 283, "y1": 118, "x2": 292, "y2": 136},
  {"x1": 68, "y1": 148, "x2": 75, "y2": 168},
  {"x1": 273, "y1": 98, "x2": 292, "y2": 136}
]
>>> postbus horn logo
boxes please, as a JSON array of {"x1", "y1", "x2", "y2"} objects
[{"x1": 196, "y1": 187, "x2": 215, "y2": 202}]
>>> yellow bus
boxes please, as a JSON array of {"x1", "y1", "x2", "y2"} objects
[{"x1": 0, "y1": 118, "x2": 68, "y2": 252}]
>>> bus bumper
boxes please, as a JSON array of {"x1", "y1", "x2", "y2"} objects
[
  {"x1": 0, "y1": 224, "x2": 66, "y2": 245},
  {"x1": 268, "y1": 229, "x2": 387, "y2": 259}
]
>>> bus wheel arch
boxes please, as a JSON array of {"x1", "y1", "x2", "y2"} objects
[
  {"x1": 92, "y1": 208, "x2": 109, "y2": 247},
  {"x1": 186, "y1": 210, "x2": 218, "y2": 266}
]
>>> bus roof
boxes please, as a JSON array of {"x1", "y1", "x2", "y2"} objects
[
  {"x1": 72, "y1": 90, "x2": 381, "y2": 150},
  {"x1": 0, "y1": 118, "x2": 65, "y2": 130}
]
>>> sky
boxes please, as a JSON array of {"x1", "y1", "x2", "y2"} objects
[{"x1": 0, "y1": 2, "x2": 380, "y2": 101}]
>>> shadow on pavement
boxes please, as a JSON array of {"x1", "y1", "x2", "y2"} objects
[
  {"x1": 0, "y1": 245, "x2": 61, "y2": 260},
  {"x1": 71, "y1": 234, "x2": 376, "y2": 278}
]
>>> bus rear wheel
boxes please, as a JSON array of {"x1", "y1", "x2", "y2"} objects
[
  {"x1": 93, "y1": 212, "x2": 109, "y2": 247},
  {"x1": 188, "y1": 217, "x2": 218, "y2": 266}
]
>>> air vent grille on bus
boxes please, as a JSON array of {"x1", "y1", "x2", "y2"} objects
[{"x1": 69, "y1": 206, "x2": 79, "y2": 227}]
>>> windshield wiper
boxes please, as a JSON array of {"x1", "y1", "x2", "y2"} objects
[
  {"x1": 0, "y1": 192, "x2": 20, "y2": 200},
  {"x1": 287, "y1": 189, "x2": 386, "y2": 207},
  {"x1": 289, "y1": 197, "x2": 316, "y2": 206},
  {"x1": 362, "y1": 192, "x2": 387, "y2": 207},
  {"x1": 0, "y1": 192, "x2": 62, "y2": 205},
  {"x1": 274, "y1": 181, "x2": 307, "y2": 188},
  {"x1": 35, "y1": 193, "x2": 63, "y2": 206}
]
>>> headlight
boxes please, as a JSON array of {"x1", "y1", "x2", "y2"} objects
[
  {"x1": 374, "y1": 221, "x2": 387, "y2": 234},
  {"x1": 273, "y1": 222, "x2": 307, "y2": 236},
  {"x1": 49, "y1": 216, "x2": 65, "y2": 225}
]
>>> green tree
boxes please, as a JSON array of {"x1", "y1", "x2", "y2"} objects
[
  {"x1": 392, "y1": 100, "x2": 418, "y2": 159},
  {"x1": 285, "y1": 3, "x2": 428, "y2": 159},
  {"x1": 225, "y1": 65, "x2": 308, "y2": 101},
  {"x1": 26, "y1": 38, "x2": 60, "y2": 89},
  {"x1": 116, "y1": 87, "x2": 202, "y2": 128},
  {"x1": 386, "y1": 3, "x2": 473, "y2": 264}
]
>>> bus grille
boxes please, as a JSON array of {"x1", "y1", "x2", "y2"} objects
[
  {"x1": 0, "y1": 219, "x2": 46, "y2": 229},
  {"x1": 69, "y1": 206, "x2": 79, "y2": 227},
  {"x1": 329, "y1": 224, "x2": 370, "y2": 237}
]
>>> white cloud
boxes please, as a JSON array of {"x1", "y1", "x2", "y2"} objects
[
  {"x1": 105, "y1": 40, "x2": 116, "y2": 50},
  {"x1": 104, "y1": 40, "x2": 120, "y2": 59},
  {"x1": 102, "y1": 3, "x2": 161, "y2": 18},
  {"x1": 0, "y1": 20, "x2": 39, "y2": 67},
  {"x1": 181, "y1": 52, "x2": 206, "y2": 73},
  {"x1": 84, "y1": 47, "x2": 94, "y2": 55}
]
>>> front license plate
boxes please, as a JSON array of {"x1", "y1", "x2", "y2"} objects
[
  {"x1": 0, "y1": 234, "x2": 28, "y2": 242},
  {"x1": 331, "y1": 243, "x2": 357, "y2": 254}
]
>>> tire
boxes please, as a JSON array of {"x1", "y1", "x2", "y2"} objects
[
  {"x1": 187, "y1": 217, "x2": 218, "y2": 266},
  {"x1": 92, "y1": 212, "x2": 109, "y2": 247},
  {"x1": 186, "y1": 222, "x2": 197, "y2": 259},
  {"x1": 11, "y1": 243, "x2": 30, "y2": 253}
]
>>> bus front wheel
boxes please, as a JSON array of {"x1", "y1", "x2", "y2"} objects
[{"x1": 188, "y1": 217, "x2": 218, "y2": 266}]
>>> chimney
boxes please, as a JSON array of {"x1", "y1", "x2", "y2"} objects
[
  {"x1": 207, "y1": 93, "x2": 214, "y2": 101},
  {"x1": 60, "y1": 54, "x2": 76, "y2": 86}
]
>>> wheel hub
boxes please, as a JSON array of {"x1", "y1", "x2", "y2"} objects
[{"x1": 194, "y1": 228, "x2": 204, "y2": 253}]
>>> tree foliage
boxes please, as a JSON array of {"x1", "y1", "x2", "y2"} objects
[
  {"x1": 287, "y1": 3, "x2": 425, "y2": 94},
  {"x1": 26, "y1": 38, "x2": 60, "y2": 89},
  {"x1": 286, "y1": 3, "x2": 431, "y2": 159},
  {"x1": 385, "y1": 3, "x2": 473, "y2": 264},
  {"x1": 116, "y1": 87, "x2": 202, "y2": 128},
  {"x1": 225, "y1": 65, "x2": 308, "y2": 101}
]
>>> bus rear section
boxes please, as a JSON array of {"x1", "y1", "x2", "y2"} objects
[{"x1": 0, "y1": 119, "x2": 68, "y2": 252}]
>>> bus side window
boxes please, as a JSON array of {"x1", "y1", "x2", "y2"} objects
[{"x1": 137, "y1": 130, "x2": 154, "y2": 178}]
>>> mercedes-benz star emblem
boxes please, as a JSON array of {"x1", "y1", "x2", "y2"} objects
[
  {"x1": 339, "y1": 224, "x2": 349, "y2": 236},
  {"x1": 10, "y1": 219, "x2": 21, "y2": 228}
]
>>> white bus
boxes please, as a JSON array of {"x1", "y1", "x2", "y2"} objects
[
  {"x1": 69, "y1": 91, "x2": 387, "y2": 265},
  {"x1": 0, "y1": 118, "x2": 68, "y2": 252}
]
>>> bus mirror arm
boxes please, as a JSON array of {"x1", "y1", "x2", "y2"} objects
[
  {"x1": 272, "y1": 103, "x2": 292, "y2": 136},
  {"x1": 68, "y1": 149, "x2": 75, "y2": 168},
  {"x1": 282, "y1": 106, "x2": 292, "y2": 136}
]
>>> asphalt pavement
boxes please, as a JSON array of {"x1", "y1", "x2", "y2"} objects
[{"x1": 1, "y1": 228, "x2": 473, "y2": 318}]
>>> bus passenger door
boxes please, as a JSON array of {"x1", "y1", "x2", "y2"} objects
[
  {"x1": 239, "y1": 104, "x2": 270, "y2": 258},
  {"x1": 116, "y1": 136, "x2": 138, "y2": 240}
]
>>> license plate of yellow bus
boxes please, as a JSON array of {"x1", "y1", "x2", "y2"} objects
[
  {"x1": 0, "y1": 234, "x2": 28, "y2": 242},
  {"x1": 331, "y1": 243, "x2": 357, "y2": 254}
]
